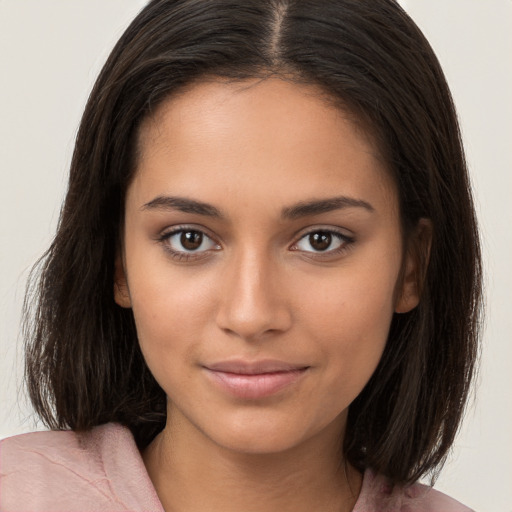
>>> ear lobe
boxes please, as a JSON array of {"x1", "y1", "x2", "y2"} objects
[
  {"x1": 114, "y1": 255, "x2": 132, "y2": 308},
  {"x1": 395, "y1": 219, "x2": 432, "y2": 314}
]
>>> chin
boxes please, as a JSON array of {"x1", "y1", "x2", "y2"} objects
[{"x1": 198, "y1": 408, "x2": 345, "y2": 457}]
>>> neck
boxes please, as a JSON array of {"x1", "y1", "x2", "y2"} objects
[{"x1": 143, "y1": 408, "x2": 362, "y2": 512}]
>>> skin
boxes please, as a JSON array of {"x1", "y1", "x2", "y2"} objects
[{"x1": 115, "y1": 77, "x2": 421, "y2": 512}]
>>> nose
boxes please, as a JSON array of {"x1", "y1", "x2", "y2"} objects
[{"x1": 215, "y1": 248, "x2": 292, "y2": 341}]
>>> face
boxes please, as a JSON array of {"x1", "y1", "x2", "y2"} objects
[{"x1": 115, "y1": 78, "x2": 420, "y2": 455}]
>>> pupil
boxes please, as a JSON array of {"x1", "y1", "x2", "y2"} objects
[
  {"x1": 181, "y1": 231, "x2": 203, "y2": 250},
  {"x1": 310, "y1": 232, "x2": 331, "y2": 251}
]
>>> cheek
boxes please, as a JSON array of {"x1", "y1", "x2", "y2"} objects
[
  {"x1": 126, "y1": 260, "x2": 215, "y2": 378},
  {"x1": 299, "y1": 259, "x2": 398, "y2": 342},
  {"x1": 298, "y1": 262, "x2": 398, "y2": 394}
]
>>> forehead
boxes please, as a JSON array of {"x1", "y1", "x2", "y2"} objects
[
  {"x1": 132, "y1": 77, "x2": 396, "y2": 214},
  {"x1": 139, "y1": 77, "x2": 377, "y2": 157}
]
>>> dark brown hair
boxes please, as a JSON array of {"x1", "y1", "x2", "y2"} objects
[{"x1": 24, "y1": 0, "x2": 482, "y2": 485}]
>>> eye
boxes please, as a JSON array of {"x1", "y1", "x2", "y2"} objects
[
  {"x1": 159, "y1": 227, "x2": 220, "y2": 259},
  {"x1": 292, "y1": 230, "x2": 353, "y2": 254}
]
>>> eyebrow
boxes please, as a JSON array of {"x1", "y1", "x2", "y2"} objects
[
  {"x1": 142, "y1": 196, "x2": 224, "y2": 218},
  {"x1": 141, "y1": 195, "x2": 374, "y2": 219},
  {"x1": 281, "y1": 196, "x2": 375, "y2": 219}
]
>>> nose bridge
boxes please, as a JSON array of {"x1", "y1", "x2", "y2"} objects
[{"x1": 216, "y1": 243, "x2": 290, "y2": 339}]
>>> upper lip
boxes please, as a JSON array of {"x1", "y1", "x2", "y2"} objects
[{"x1": 204, "y1": 359, "x2": 309, "y2": 375}]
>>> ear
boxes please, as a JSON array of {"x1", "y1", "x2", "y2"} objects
[
  {"x1": 114, "y1": 254, "x2": 132, "y2": 308},
  {"x1": 395, "y1": 218, "x2": 432, "y2": 314}
]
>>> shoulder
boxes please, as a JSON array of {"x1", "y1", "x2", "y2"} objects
[
  {"x1": 0, "y1": 423, "x2": 163, "y2": 511},
  {"x1": 354, "y1": 469, "x2": 475, "y2": 512}
]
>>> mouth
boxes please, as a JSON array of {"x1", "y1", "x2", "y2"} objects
[{"x1": 202, "y1": 359, "x2": 310, "y2": 399}]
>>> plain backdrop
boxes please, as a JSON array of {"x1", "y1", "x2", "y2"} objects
[{"x1": 1, "y1": 2, "x2": 510, "y2": 511}]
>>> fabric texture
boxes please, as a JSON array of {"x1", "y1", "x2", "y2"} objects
[{"x1": 0, "y1": 423, "x2": 474, "y2": 511}]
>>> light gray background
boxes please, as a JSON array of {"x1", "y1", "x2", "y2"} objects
[{"x1": 1, "y1": 2, "x2": 510, "y2": 510}]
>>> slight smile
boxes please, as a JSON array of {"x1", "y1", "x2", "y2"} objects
[{"x1": 202, "y1": 360, "x2": 310, "y2": 400}]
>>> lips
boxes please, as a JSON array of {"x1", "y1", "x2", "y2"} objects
[
  {"x1": 205, "y1": 359, "x2": 309, "y2": 375},
  {"x1": 203, "y1": 359, "x2": 310, "y2": 399}
]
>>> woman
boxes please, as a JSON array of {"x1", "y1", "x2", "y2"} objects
[{"x1": 0, "y1": 1, "x2": 481, "y2": 510}]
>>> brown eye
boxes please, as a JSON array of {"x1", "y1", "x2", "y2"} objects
[
  {"x1": 308, "y1": 232, "x2": 332, "y2": 251},
  {"x1": 293, "y1": 229, "x2": 351, "y2": 255},
  {"x1": 181, "y1": 230, "x2": 203, "y2": 251},
  {"x1": 162, "y1": 228, "x2": 219, "y2": 255}
]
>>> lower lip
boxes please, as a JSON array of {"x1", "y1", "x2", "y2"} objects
[{"x1": 204, "y1": 368, "x2": 308, "y2": 399}]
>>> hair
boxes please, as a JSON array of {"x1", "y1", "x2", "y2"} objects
[{"x1": 24, "y1": 0, "x2": 482, "y2": 486}]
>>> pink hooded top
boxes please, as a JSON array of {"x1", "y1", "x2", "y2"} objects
[{"x1": 0, "y1": 423, "x2": 473, "y2": 511}]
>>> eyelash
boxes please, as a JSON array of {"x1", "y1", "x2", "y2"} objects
[
  {"x1": 157, "y1": 225, "x2": 220, "y2": 262},
  {"x1": 157, "y1": 225, "x2": 355, "y2": 262},
  {"x1": 290, "y1": 229, "x2": 354, "y2": 259}
]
